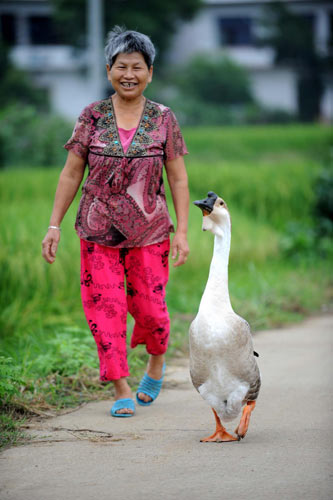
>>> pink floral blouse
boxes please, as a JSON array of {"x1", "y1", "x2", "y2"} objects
[{"x1": 64, "y1": 97, "x2": 188, "y2": 248}]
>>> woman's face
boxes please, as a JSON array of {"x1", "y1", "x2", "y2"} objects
[{"x1": 107, "y1": 52, "x2": 153, "y2": 101}]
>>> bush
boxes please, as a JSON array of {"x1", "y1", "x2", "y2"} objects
[
  {"x1": 314, "y1": 167, "x2": 333, "y2": 236},
  {"x1": 0, "y1": 356, "x2": 23, "y2": 406},
  {"x1": 244, "y1": 104, "x2": 297, "y2": 125},
  {"x1": 166, "y1": 55, "x2": 253, "y2": 126},
  {"x1": 176, "y1": 55, "x2": 253, "y2": 106},
  {"x1": 0, "y1": 105, "x2": 72, "y2": 168},
  {"x1": 167, "y1": 97, "x2": 254, "y2": 126},
  {"x1": 168, "y1": 100, "x2": 298, "y2": 127},
  {"x1": 280, "y1": 167, "x2": 333, "y2": 260},
  {"x1": 0, "y1": 42, "x2": 48, "y2": 112},
  {"x1": 30, "y1": 329, "x2": 98, "y2": 377}
]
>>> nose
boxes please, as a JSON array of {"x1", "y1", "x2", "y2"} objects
[{"x1": 123, "y1": 67, "x2": 134, "y2": 79}]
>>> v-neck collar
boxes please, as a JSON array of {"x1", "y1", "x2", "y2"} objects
[
  {"x1": 93, "y1": 96, "x2": 162, "y2": 157},
  {"x1": 110, "y1": 97, "x2": 147, "y2": 157}
]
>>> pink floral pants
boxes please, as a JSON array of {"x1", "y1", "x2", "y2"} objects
[{"x1": 80, "y1": 238, "x2": 170, "y2": 381}]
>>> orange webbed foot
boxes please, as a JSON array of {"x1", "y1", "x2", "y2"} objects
[
  {"x1": 201, "y1": 408, "x2": 239, "y2": 443},
  {"x1": 235, "y1": 400, "x2": 256, "y2": 439},
  {"x1": 200, "y1": 429, "x2": 239, "y2": 443}
]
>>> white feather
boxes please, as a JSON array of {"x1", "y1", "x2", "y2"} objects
[{"x1": 189, "y1": 196, "x2": 261, "y2": 424}]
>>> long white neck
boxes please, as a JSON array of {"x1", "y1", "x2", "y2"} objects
[{"x1": 199, "y1": 223, "x2": 233, "y2": 313}]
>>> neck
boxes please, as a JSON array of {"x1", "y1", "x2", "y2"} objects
[
  {"x1": 112, "y1": 93, "x2": 145, "y2": 109},
  {"x1": 112, "y1": 94, "x2": 146, "y2": 129},
  {"x1": 200, "y1": 224, "x2": 232, "y2": 312}
]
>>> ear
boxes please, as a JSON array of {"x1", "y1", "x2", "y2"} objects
[
  {"x1": 148, "y1": 65, "x2": 153, "y2": 84},
  {"x1": 106, "y1": 64, "x2": 112, "y2": 83}
]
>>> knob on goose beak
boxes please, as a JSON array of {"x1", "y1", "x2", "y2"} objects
[{"x1": 193, "y1": 191, "x2": 218, "y2": 216}]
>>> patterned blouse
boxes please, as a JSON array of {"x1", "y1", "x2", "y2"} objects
[{"x1": 64, "y1": 97, "x2": 188, "y2": 248}]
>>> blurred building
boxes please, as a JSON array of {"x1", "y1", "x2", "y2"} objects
[
  {"x1": 0, "y1": 0, "x2": 104, "y2": 119},
  {"x1": 167, "y1": 0, "x2": 333, "y2": 121},
  {"x1": 0, "y1": 0, "x2": 332, "y2": 121}
]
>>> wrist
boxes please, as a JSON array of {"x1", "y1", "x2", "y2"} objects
[
  {"x1": 175, "y1": 228, "x2": 188, "y2": 235},
  {"x1": 48, "y1": 225, "x2": 61, "y2": 231}
]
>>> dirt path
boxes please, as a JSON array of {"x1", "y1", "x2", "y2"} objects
[{"x1": 0, "y1": 315, "x2": 332, "y2": 500}]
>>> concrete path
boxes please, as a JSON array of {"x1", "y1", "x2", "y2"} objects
[{"x1": 0, "y1": 315, "x2": 332, "y2": 500}]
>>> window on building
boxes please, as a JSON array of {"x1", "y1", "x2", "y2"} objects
[
  {"x1": 218, "y1": 17, "x2": 253, "y2": 46},
  {"x1": 28, "y1": 16, "x2": 60, "y2": 45},
  {"x1": 299, "y1": 13, "x2": 315, "y2": 43},
  {"x1": 0, "y1": 14, "x2": 16, "y2": 45}
]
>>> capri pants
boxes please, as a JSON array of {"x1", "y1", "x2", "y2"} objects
[{"x1": 80, "y1": 238, "x2": 170, "y2": 381}]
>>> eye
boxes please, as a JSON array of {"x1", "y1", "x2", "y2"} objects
[{"x1": 220, "y1": 201, "x2": 224, "y2": 206}]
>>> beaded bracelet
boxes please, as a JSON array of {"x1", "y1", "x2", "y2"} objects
[{"x1": 48, "y1": 225, "x2": 61, "y2": 231}]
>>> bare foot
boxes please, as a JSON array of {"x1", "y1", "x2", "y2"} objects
[
  {"x1": 137, "y1": 354, "x2": 165, "y2": 404},
  {"x1": 113, "y1": 377, "x2": 134, "y2": 415}
]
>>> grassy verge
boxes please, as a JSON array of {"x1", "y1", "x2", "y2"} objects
[{"x1": 0, "y1": 124, "x2": 332, "y2": 449}]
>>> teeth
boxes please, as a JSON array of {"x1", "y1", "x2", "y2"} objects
[{"x1": 121, "y1": 82, "x2": 136, "y2": 88}]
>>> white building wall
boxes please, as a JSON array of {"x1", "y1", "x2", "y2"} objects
[
  {"x1": 321, "y1": 83, "x2": 333, "y2": 123},
  {"x1": 168, "y1": 11, "x2": 219, "y2": 64},
  {"x1": 249, "y1": 68, "x2": 298, "y2": 112},
  {"x1": 37, "y1": 73, "x2": 101, "y2": 120}
]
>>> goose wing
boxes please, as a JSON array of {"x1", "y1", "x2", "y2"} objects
[
  {"x1": 189, "y1": 321, "x2": 210, "y2": 391},
  {"x1": 228, "y1": 315, "x2": 261, "y2": 401}
]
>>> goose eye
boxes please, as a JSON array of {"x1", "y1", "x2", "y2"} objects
[{"x1": 220, "y1": 201, "x2": 224, "y2": 206}]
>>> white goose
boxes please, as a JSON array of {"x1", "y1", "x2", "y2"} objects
[{"x1": 190, "y1": 191, "x2": 261, "y2": 442}]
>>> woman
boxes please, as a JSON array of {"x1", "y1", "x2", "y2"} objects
[{"x1": 42, "y1": 26, "x2": 189, "y2": 417}]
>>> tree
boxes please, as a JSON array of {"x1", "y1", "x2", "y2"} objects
[
  {"x1": 258, "y1": 1, "x2": 330, "y2": 122},
  {"x1": 158, "y1": 55, "x2": 255, "y2": 126},
  {"x1": 176, "y1": 55, "x2": 253, "y2": 106},
  {"x1": 0, "y1": 43, "x2": 48, "y2": 111},
  {"x1": 51, "y1": 0, "x2": 202, "y2": 64}
]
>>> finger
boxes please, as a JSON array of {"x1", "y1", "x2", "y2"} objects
[
  {"x1": 45, "y1": 247, "x2": 54, "y2": 263},
  {"x1": 42, "y1": 240, "x2": 55, "y2": 264},
  {"x1": 50, "y1": 242, "x2": 58, "y2": 258},
  {"x1": 173, "y1": 251, "x2": 188, "y2": 267},
  {"x1": 171, "y1": 245, "x2": 178, "y2": 260}
]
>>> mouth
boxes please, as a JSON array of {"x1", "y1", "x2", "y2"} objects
[
  {"x1": 193, "y1": 204, "x2": 212, "y2": 216},
  {"x1": 120, "y1": 82, "x2": 138, "y2": 89},
  {"x1": 193, "y1": 191, "x2": 218, "y2": 216}
]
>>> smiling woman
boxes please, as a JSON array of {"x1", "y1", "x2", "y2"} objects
[
  {"x1": 107, "y1": 53, "x2": 153, "y2": 105},
  {"x1": 41, "y1": 26, "x2": 189, "y2": 418}
]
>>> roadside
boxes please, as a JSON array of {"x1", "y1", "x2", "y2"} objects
[{"x1": 0, "y1": 315, "x2": 332, "y2": 500}]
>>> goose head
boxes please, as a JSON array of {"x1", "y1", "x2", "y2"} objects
[{"x1": 194, "y1": 191, "x2": 230, "y2": 237}]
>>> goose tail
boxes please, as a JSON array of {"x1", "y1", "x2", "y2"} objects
[
  {"x1": 218, "y1": 385, "x2": 249, "y2": 422},
  {"x1": 220, "y1": 401, "x2": 243, "y2": 422}
]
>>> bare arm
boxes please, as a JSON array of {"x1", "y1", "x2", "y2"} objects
[
  {"x1": 165, "y1": 156, "x2": 190, "y2": 267},
  {"x1": 42, "y1": 151, "x2": 86, "y2": 264}
]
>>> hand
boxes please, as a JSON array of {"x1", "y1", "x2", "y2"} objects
[
  {"x1": 171, "y1": 231, "x2": 189, "y2": 267},
  {"x1": 42, "y1": 228, "x2": 61, "y2": 264}
]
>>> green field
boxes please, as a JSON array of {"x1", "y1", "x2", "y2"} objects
[{"x1": 0, "y1": 124, "x2": 332, "y2": 447}]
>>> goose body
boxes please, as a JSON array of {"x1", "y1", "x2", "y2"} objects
[{"x1": 190, "y1": 192, "x2": 261, "y2": 441}]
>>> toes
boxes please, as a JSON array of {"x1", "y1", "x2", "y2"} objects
[
  {"x1": 137, "y1": 392, "x2": 152, "y2": 403},
  {"x1": 116, "y1": 408, "x2": 134, "y2": 415}
]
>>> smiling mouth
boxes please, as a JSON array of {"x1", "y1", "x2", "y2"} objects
[{"x1": 120, "y1": 82, "x2": 138, "y2": 88}]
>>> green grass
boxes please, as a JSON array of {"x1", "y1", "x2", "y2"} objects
[
  {"x1": 183, "y1": 124, "x2": 332, "y2": 164},
  {"x1": 0, "y1": 124, "x2": 332, "y2": 448}
]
